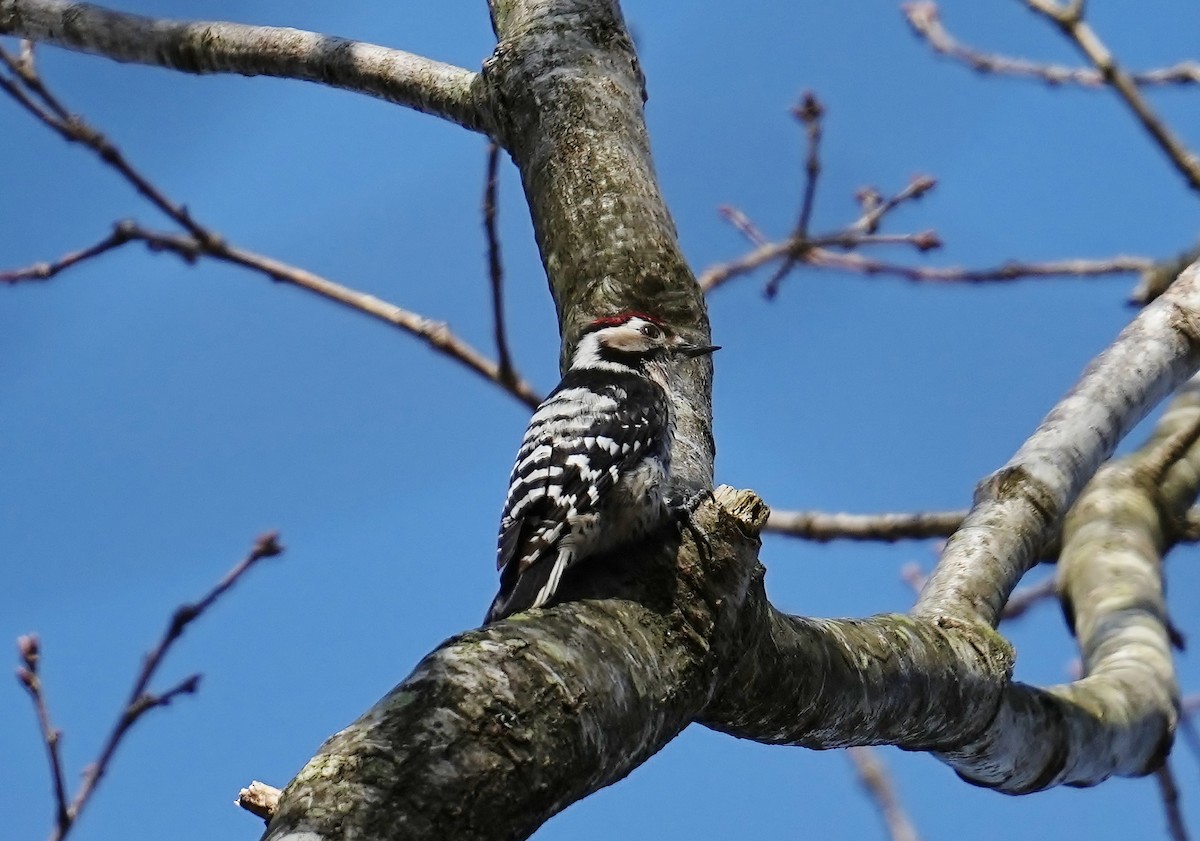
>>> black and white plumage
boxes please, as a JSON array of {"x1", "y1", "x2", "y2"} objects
[{"x1": 484, "y1": 312, "x2": 719, "y2": 624}]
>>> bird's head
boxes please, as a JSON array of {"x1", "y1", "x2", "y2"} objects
[{"x1": 570, "y1": 312, "x2": 720, "y2": 372}]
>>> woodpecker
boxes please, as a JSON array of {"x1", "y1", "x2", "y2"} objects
[{"x1": 484, "y1": 312, "x2": 719, "y2": 624}]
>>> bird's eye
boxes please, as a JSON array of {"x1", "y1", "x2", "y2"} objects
[{"x1": 640, "y1": 323, "x2": 663, "y2": 340}]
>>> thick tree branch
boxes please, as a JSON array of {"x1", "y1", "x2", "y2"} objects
[
  {"x1": 916, "y1": 260, "x2": 1200, "y2": 627},
  {"x1": 933, "y1": 381, "x2": 1200, "y2": 790},
  {"x1": 699, "y1": 261, "x2": 1200, "y2": 793},
  {"x1": 483, "y1": 0, "x2": 714, "y2": 489},
  {"x1": 0, "y1": 0, "x2": 493, "y2": 133},
  {"x1": 263, "y1": 488, "x2": 769, "y2": 841},
  {"x1": 231, "y1": 1, "x2": 1198, "y2": 835}
]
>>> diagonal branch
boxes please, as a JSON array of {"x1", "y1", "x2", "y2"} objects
[
  {"x1": 904, "y1": 2, "x2": 1200, "y2": 88},
  {"x1": 0, "y1": 0, "x2": 493, "y2": 134},
  {"x1": 847, "y1": 747, "x2": 922, "y2": 841},
  {"x1": 915, "y1": 259, "x2": 1200, "y2": 626},
  {"x1": 2, "y1": 221, "x2": 544, "y2": 409},
  {"x1": 1023, "y1": 0, "x2": 1200, "y2": 193},
  {"x1": 19, "y1": 532, "x2": 282, "y2": 841},
  {"x1": 0, "y1": 47, "x2": 541, "y2": 409}
]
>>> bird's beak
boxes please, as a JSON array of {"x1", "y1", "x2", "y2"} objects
[{"x1": 675, "y1": 342, "x2": 721, "y2": 358}]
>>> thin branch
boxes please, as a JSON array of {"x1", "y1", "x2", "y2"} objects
[
  {"x1": 0, "y1": 223, "x2": 132, "y2": 282},
  {"x1": 1023, "y1": 0, "x2": 1200, "y2": 193},
  {"x1": 2, "y1": 221, "x2": 544, "y2": 409},
  {"x1": 803, "y1": 249, "x2": 1152, "y2": 285},
  {"x1": 850, "y1": 175, "x2": 937, "y2": 235},
  {"x1": 763, "y1": 92, "x2": 825, "y2": 298},
  {"x1": 483, "y1": 141, "x2": 516, "y2": 387},
  {"x1": 766, "y1": 509, "x2": 966, "y2": 542},
  {"x1": 0, "y1": 0, "x2": 492, "y2": 133},
  {"x1": 794, "y1": 93, "x2": 823, "y2": 241},
  {"x1": 1156, "y1": 762, "x2": 1191, "y2": 841},
  {"x1": 904, "y1": 2, "x2": 1200, "y2": 88},
  {"x1": 0, "y1": 52, "x2": 542, "y2": 409},
  {"x1": 846, "y1": 747, "x2": 922, "y2": 841},
  {"x1": 1181, "y1": 698, "x2": 1200, "y2": 769},
  {"x1": 17, "y1": 532, "x2": 282, "y2": 841},
  {"x1": 718, "y1": 205, "x2": 767, "y2": 246},
  {"x1": 15, "y1": 635, "x2": 70, "y2": 835}
]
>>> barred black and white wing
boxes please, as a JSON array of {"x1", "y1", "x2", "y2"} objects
[{"x1": 484, "y1": 370, "x2": 668, "y2": 623}]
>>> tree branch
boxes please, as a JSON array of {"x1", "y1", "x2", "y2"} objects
[
  {"x1": 263, "y1": 488, "x2": 770, "y2": 841},
  {"x1": 916, "y1": 259, "x2": 1200, "y2": 627},
  {"x1": 904, "y1": 2, "x2": 1200, "y2": 88},
  {"x1": 19, "y1": 532, "x2": 282, "y2": 841},
  {"x1": 766, "y1": 508, "x2": 966, "y2": 542},
  {"x1": 1155, "y1": 762, "x2": 1190, "y2": 841},
  {"x1": 0, "y1": 0, "x2": 493, "y2": 133},
  {"x1": 0, "y1": 50, "x2": 542, "y2": 409},
  {"x1": 847, "y1": 747, "x2": 922, "y2": 841},
  {"x1": 1023, "y1": 0, "x2": 1200, "y2": 193},
  {"x1": 483, "y1": 141, "x2": 517, "y2": 387}
]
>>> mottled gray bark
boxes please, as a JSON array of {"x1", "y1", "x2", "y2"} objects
[
  {"x1": 917, "y1": 267, "x2": 1200, "y2": 626},
  {"x1": 6, "y1": 1, "x2": 1198, "y2": 838},
  {"x1": 264, "y1": 488, "x2": 769, "y2": 841},
  {"x1": 0, "y1": 0, "x2": 492, "y2": 133}
]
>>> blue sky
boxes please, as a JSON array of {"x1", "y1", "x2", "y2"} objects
[{"x1": 2, "y1": 2, "x2": 1198, "y2": 839}]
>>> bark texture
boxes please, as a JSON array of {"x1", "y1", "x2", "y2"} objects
[{"x1": 0, "y1": 0, "x2": 492, "y2": 132}]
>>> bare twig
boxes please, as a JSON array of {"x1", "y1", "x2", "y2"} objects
[
  {"x1": 483, "y1": 141, "x2": 516, "y2": 387},
  {"x1": 237, "y1": 780, "x2": 283, "y2": 823},
  {"x1": 718, "y1": 205, "x2": 767, "y2": 246},
  {"x1": 766, "y1": 509, "x2": 966, "y2": 542},
  {"x1": 0, "y1": 42, "x2": 211, "y2": 242},
  {"x1": 846, "y1": 747, "x2": 922, "y2": 841},
  {"x1": 15, "y1": 635, "x2": 70, "y2": 835},
  {"x1": 904, "y1": 3, "x2": 1200, "y2": 88},
  {"x1": 2, "y1": 221, "x2": 544, "y2": 409},
  {"x1": 17, "y1": 532, "x2": 283, "y2": 841},
  {"x1": 804, "y1": 250, "x2": 1152, "y2": 285},
  {"x1": 850, "y1": 175, "x2": 937, "y2": 235},
  {"x1": 794, "y1": 93, "x2": 823, "y2": 241},
  {"x1": 1181, "y1": 696, "x2": 1200, "y2": 769},
  {"x1": 0, "y1": 222, "x2": 135, "y2": 282},
  {"x1": 1023, "y1": 0, "x2": 1200, "y2": 193},
  {"x1": 764, "y1": 92, "x2": 825, "y2": 298},
  {"x1": 0, "y1": 39, "x2": 68, "y2": 117},
  {"x1": 698, "y1": 64, "x2": 1177, "y2": 298},
  {"x1": 1155, "y1": 762, "x2": 1191, "y2": 841},
  {"x1": 0, "y1": 47, "x2": 542, "y2": 410}
]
